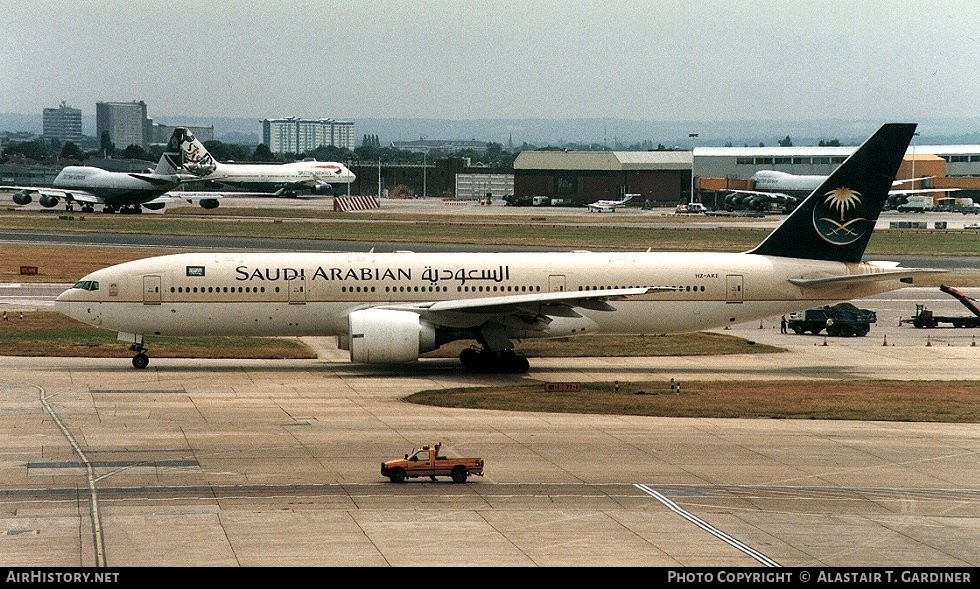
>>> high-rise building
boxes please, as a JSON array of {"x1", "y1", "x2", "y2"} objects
[
  {"x1": 42, "y1": 101, "x2": 83, "y2": 143},
  {"x1": 96, "y1": 101, "x2": 150, "y2": 149},
  {"x1": 261, "y1": 117, "x2": 354, "y2": 155}
]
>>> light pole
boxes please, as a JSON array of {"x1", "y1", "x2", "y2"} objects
[
  {"x1": 423, "y1": 151, "x2": 427, "y2": 198},
  {"x1": 911, "y1": 131, "x2": 920, "y2": 187},
  {"x1": 688, "y1": 132, "x2": 699, "y2": 204}
]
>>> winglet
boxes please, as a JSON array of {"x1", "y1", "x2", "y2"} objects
[{"x1": 747, "y1": 123, "x2": 916, "y2": 262}]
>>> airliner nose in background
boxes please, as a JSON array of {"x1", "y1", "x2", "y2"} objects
[{"x1": 55, "y1": 123, "x2": 943, "y2": 374}]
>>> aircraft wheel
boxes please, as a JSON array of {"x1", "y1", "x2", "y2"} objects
[
  {"x1": 459, "y1": 347, "x2": 480, "y2": 369},
  {"x1": 132, "y1": 354, "x2": 149, "y2": 369}
]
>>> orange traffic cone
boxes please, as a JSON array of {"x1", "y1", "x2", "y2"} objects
[
  {"x1": 822, "y1": 336, "x2": 828, "y2": 346},
  {"x1": 972, "y1": 336, "x2": 976, "y2": 347},
  {"x1": 926, "y1": 336, "x2": 932, "y2": 347},
  {"x1": 882, "y1": 335, "x2": 888, "y2": 346}
]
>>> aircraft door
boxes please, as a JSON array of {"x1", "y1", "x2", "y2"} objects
[
  {"x1": 288, "y1": 277, "x2": 307, "y2": 304},
  {"x1": 143, "y1": 275, "x2": 162, "y2": 305},
  {"x1": 548, "y1": 274, "x2": 566, "y2": 292},
  {"x1": 726, "y1": 274, "x2": 743, "y2": 304}
]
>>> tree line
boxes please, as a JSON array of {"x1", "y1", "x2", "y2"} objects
[{"x1": 1, "y1": 132, "x2": 520, "y2": 169}]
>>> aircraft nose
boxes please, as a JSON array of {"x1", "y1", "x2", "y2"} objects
[{"x1": 54, "y1": 287, "x2": 73, "y2": 316}]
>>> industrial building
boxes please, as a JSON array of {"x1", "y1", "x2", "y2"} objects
[
  {"x1": 455, "y1": 172, "x2": 513, "y2": 200},
  {"x1": 510, "y1": 144, "x2": 980, "y2": 209},
  {"x1": 695, "y1": 144, "x2": 980, "y2": 206},
  {"x1": 513, "y1": 150, "x2": 691, "y2": 207}
]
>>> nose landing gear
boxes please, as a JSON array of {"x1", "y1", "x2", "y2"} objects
[{"x1": 130, "y1": 343, "x2": 150, "y2": 369}]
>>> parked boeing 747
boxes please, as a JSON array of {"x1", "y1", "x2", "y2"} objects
[
  {"x1": 724, "y1": 169, "x2": 957, "y2": 213},
  {"x1": 55, "y1": 123, "x2": 942, "y2": 373},
  {"x1": 1, "y1": 129, "x2": 219, "y2": 213},
  {"x1": 176, "y1": 127, "x2": 355, "y2": 197}
]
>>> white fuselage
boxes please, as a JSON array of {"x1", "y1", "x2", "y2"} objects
[
  {"x1": 55, "y1": 250, "x2": 907, "y2": 340},
  {"x1": 204, "y1": 161, "x2": 355, "y2": 186},
  {"x1": 54, "y1": 167, "x2": 180, "y2": 201},
  {"x1": 752, "y1": 170, "x2": 825, "y2": 193}
]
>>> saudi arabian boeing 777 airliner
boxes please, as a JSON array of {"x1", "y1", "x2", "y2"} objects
[{"x1": 55, "y1": 123, "x2": 943, "y2": 373}]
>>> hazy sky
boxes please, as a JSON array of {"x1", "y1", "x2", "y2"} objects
[{"x1": 3, "y1": 0, "x2": 977, "y2": 122}]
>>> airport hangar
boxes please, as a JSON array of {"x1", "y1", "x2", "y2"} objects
[{"x1": 510, "y1": 144, "x2": 980, "y2": 208}]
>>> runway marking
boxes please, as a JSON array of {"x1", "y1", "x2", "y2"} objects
[
  {"x1": 36, "y1": 385, "x2": 107, "y2": 567},
  {"x1": 635, "y1": 483, "x2": 781, "y2": 567}
]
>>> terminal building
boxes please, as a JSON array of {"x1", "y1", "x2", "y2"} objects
[{"x1": 510, "y1": 144, "x2": 980, "y2": 208}]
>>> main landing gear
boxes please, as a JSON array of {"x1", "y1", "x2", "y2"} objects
[
  {"x1": 130, "y1": 342, "x2": 150, "y2": 369},
  {"x1": 458, "y1": 346, "x2": 530, "y2": 374}
]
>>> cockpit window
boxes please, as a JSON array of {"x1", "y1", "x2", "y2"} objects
[{"x1": 72, "y1": 280, "x2": 99, "y2": 291}]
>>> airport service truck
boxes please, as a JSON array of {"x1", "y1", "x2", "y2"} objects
[
  {"x1": 787, "y1": 303, "x2": 877, "y2": 337},
  {"x1": 896, "y1": 194, "x2": 935, "y2": 213},
  {"x1": 901, "y1": 284, "x2": 980, "y2": 329},
  {"x1": 381, "y1": 443, "x2": 484, "y2": 483}
]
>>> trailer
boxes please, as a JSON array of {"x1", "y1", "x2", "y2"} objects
[{"x1": 901, "y1": 284, "x2": 980, "y2": 329}]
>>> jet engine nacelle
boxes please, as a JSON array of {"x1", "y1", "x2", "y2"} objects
[
  {"x1": 199, "y1": 198, "x2": 220, "y2": 210},
  {"x1": 142, "y1": 202, "x2": 166, "y2": 211},
  {"x1": 39, "y1": 195, "x2": 60, "y2": 208},
  {"x1": 12, "y1": 190, "x2": 32, "y2": 205},
  {"x1": 311, "y1": 183, "x2": 333, "y2": 195},
  {"x1": 347, "y1": 309, "x2": 437, "y2": 364}
]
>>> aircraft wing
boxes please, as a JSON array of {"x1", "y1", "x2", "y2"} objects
[
  {"x1": 892, "y1": 176, "x2": 933, "y2": 186},
  {"x1": 274, "y1": 180, "x2": 324, "y2": 195},
  {"x1": 378, "y1": 287, "x2": 675, "y2": 327},
  {"x1": 726, "y1": 189, "x2": 795, "y2": 200},
  {"x1": 287, "y1": 168, "x2": 354, "y2": 191},
  {"x1": 887, "y1": 188, "x2": 961, "y2": 196},
  {"x1": 163, "y1": 191, "x2": 224, "y2": 201},
  {"x1": 1, "y1": 185, "x2": 104, "y2": 205}
]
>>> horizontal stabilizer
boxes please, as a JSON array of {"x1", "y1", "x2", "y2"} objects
[{"x1": 788, "y1": 267, "x2": 947, "y2": 288}]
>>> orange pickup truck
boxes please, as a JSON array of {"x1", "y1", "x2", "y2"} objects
[{"x1": 381, "y1": 443, "x2": 484, "y2": 483}]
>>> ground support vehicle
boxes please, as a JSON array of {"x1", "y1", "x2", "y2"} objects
[
  {"x1": 381, "y1": 443, "x2": 484, "y2": 483},
  {"x1": 787, "y1": 303, "x2": 876, "y2": 336},
  {"x1": 901, "y1": 284, "x2": 980, "y2": 329}
]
